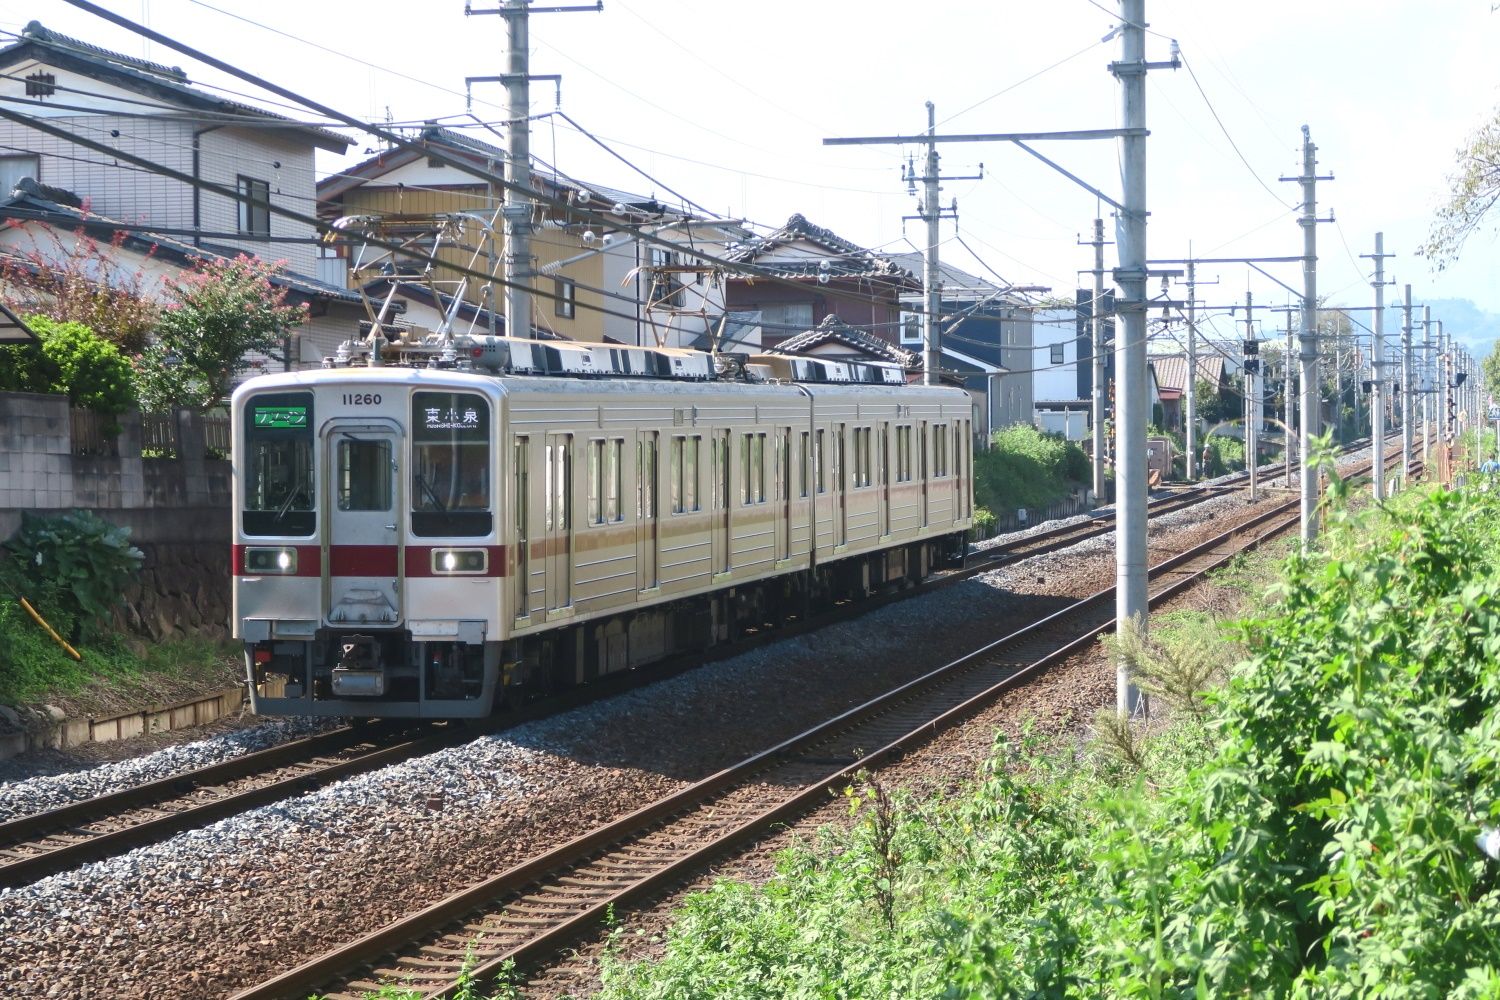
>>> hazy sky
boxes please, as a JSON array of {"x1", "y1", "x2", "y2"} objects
[{"x1": 9, "y1": 0, "x2": 1500, "y2": 350}]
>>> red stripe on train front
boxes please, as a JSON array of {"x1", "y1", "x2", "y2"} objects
[{"x1": 404, "y1": 545, "x2": 507, "y2": 578}]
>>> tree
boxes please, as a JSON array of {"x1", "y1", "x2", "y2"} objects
[
  {"x1": 1482, "y1": 341, "x2": 1500, "y2": 405},
  {"x1": 1424, "y1": 112, "x2": 1500, "y2": 270},
  {"x1": 135, "y1": 255, "x2": 307, "y2": 413},
  {"x1": 0, "y1": 221, "x2": 161, "y2": 354}
]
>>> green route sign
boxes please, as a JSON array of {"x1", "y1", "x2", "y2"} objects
[{"x1": 254, "y1": 405, "x2": 308, "y2": 429}]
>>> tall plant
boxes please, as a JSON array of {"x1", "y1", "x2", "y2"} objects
[
  {"x1": 135, "y1": 255, "x2": 308, "y2": 413},
  {"x1": 0, "y1": 220, "x2": 162, "y2": 354}
]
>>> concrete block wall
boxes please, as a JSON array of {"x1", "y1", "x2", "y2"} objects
[{"x1": 0, "y1": 392, "x2": 229, "y2": 520}]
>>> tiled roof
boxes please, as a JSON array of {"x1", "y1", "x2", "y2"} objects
[
  {"x1": 1, "y1": 22, "x2": 349, "y2": 151},
  {"x1": 0, "y1": 183, "x2": 359, "y2": 304},
  {"x1": 1149, "y1": 353, "x2": 1226, "y2": 393},
  {"x1": 775, "y1": 315, "x2": 917, "y2": 367},
  {"x1": 726, "y1": 214, "x2": 914, "y2": 283}
]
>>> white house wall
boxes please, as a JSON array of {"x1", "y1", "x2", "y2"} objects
[
  {"x1": 197, "y1": 125, "x2": 318, "y2": 276},
  {"x1": 0, "y1": 111, "x2": 195, "y2": 226}
]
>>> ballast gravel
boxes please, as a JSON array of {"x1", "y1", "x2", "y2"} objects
[
  {"x1": 0, "y1": 466, "x2": 1367, "y2": 999},
  {"x1": 0, "y1": 717, "x2": 335, "y2": 824}
]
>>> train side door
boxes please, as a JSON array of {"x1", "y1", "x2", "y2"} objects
[
  {"x1": 713, "y1": 429, "x2": 732, "y2": 576},
  {"x1": 834, "y1": 424, "x2": 847, "y2": 547},
  {"x1": 513, "y1": 436, "x2": 531, "y2": 621},
  {"x1": 879, "y1": 423, "x2": 891, "y2": 537},
  {"x1": 324, "y1": 423, "x2": 401, "y2": 627},
  {"x1": 544, "y1": 433, "x2": 573, "y2": 612},
  {"x1": 919, "y1": 422, "x2": 930, "y2": 529},
  {"x1": 637, "y1": 432, "x2": 659, "y2": 590},
  {"x1": 775, "y1": 427, "x2": 791, "y2": 562}
]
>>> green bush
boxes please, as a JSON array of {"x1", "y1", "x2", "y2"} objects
[
  {"x1": 596, "y1": 475, "x2": 1500, "y2": 998},
  {"x1": 0, "y1": 316, "x2": 137, "y2": 431},
  {"x1": 5, "y1": 510, "x2": 142, "y2": 641},
  {"x1": 1200, "y1": 433, "x2": 1246, "y2": 476},
  {"x1": 974, "y1": 425, "x2": 1090, "y2": 515}
]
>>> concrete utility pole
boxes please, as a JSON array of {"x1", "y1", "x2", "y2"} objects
[
  {"x1": 1401, "y1": 284, "x2": 1413, "y2": 487},
  {"x1": 1243, "y1": 291, "x2": 1259, "y2": 501},
  {"x1": 920, "y1": 103, "x2": 943, "y2": 386},
  {"x1": 1283, "y1": 307, "x2": 1295, "y2": 478},
  {"x1": 470, "y1": 0, "x2": 601, "y2": 338},
  {"x1": 1090, "y1": 218, "x2": 1109, "y2": 499},
  {"x1": 1282, "y1": 125, "x2": 1332, "y2": 545},
  {"x1": 1434, "y1": 320, "x2": 1446, "y2": 446},
  {"x1": 1112, "y1": 0, "x2": 1167, "y2": 717},
  {"x1": 1422, "y1": 306, "x2": 1433, "y2": 465},
  {"x1": 1184, "y1": 257, "x2": 1199, "y2": 479},
  {"x1": 1363, "y1": 233, "x2": 1392, "y2": 499}
]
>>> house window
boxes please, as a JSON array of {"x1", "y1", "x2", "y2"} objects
[
  {"x1": 24, "y1": 72, "x2": 55, "y2": 98},
  {"x1": 648, "y1": 247, "x2": 683, "y2": 308},
  {"x1": 758, "y1": 302, "x2": 815, "y2": 336},
  {"x1": 0, "y1": 155, "x2": 38, "y2": 196},
  {"x1": 1050, "y1": 342, "x2": 1066, "y2": 366},
  {"x1": 554, "y1": 278, "x2": 576, "y2": 318},
  {"x1": 900, "y1": 310, "x2": 922, "y2": 345},
  {"x1": 238, "y1": 175, "x2": 270, "y2": 238}
]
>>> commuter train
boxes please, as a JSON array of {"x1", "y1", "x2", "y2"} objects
[{"x1": 232, "y1": 333, "x2": 974, "y2": 719}]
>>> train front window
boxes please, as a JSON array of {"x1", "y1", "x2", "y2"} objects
[
  {"x1": 243, "y1": 392, "x2": 315, "y2": 536},
  {"x1": 411, "y1": 391, "x2": 492, "y2": 537}
]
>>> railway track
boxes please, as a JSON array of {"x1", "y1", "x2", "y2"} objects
[
  {"x1": 235, "y1": 457, "x2": 1396, "y2": 1000},
  {"x1": 0, "y1": 723, "x2": 450, "y2": 889},
  {"x1": 0, "y1": 443, "x2": 1379, "y2": 893}
]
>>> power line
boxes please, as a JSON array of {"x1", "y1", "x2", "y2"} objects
[{"x1": 1178, "y1": 50, "x2": 1293, "y2": 211}]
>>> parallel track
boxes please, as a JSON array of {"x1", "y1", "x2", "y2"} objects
[
  {"x1": 0, "y1": 723, "x2": 448, "y2": 888},
  {"x1": 236, "y1": 456, "x2": 1398, "y2": 1000},
  {"x1": 0, "y1": 442, "x2": 1388, "y2": 894}
]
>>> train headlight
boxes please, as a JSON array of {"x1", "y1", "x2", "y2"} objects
[
  {"x1": 245, "y1": 547, "x2": 298, "y2": 574},
  {"x1": 431, "y1": 548, "x2": 488, "y2": 575}
]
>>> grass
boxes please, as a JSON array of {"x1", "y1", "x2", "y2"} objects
[{"x1": 0, "y1": 590, "x2": 238, "y2": 713}]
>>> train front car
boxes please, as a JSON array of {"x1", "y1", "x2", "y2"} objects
[{"x1": 232, "y1": 369, "x2": 505, "y2": 718}]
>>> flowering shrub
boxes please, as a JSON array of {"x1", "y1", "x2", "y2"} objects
[
  {"x1": 135, "y1": 254, "x2": 308, "y2": 412},
  {"x1": 0, "y1": 220, "x2": 161, "y2": 354}
]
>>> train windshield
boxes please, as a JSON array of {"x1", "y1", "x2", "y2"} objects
[
  {"x1": 411, "y1": 391, "x2": 492, "y2": 537},
  {"x1": 242, "y1": 391, "x2": 316, "y2": 536}
]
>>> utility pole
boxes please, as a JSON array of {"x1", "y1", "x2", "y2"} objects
[
  {"x1": 1439, "y1": 319, "x2": 1452, "y2": 458},
  {"x1": 1111, "y1": 0, "x2": 1171, "y2": 717},
  {"x1": 1421, "y1": 306, "x2": 1432, "y2": 466},
  {"x1": 825, "y1": 1, "x2": 1175, "y2": 719},
  {"x1": 469, "y1": 0, "x2": 601, "y2": 339},
  {"x1": 920, "y1": 103, "x2": 943, "y2": 386},
  {"x1": 1401, "y1": 284, "x2": 1413, "y2": 487},
  {"x1": 1362, "y1": 233, "x2": 1392, "y2": 499},
  {"x1": 1243, "y1": 291, "x2": 1259, "y2": 501},
  {"x1": 1089, "y1": 218, "x2": 1109, "y2": 499},
  {"x1": 1282, "y1": 125, "x2": 1332, "y2": 545},
  {"x1": 1184, "y1": 257, "x2": 1199, "y2": 479}
]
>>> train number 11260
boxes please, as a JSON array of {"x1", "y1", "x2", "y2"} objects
[{"x1": 341, "y1": 393, "x2": 382, "y2": 405}]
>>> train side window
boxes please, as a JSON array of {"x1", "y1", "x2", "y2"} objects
[
  {"x1": 741, "y1": 433, "x2": 752, "y2": 505},
  {"x1": 742, "y1": 432, "x2": 766, "y2": 505},
  {"x1": 815, "y1": 429, "x2": 826, "y2": 494},
  {"x1": 799, "y1": 431, "x2": 809, "y2": 498},
  {"x1": 686, "y1": 435, "x2": 700, "y2": 511},
  {"x1": 638, "y1": 435, "x2": 656, "y2": 519},
  {"x1": 588, "y1": 439, "x2": 604, "y2": 525},
  {"x1": 670, "y1": 437, "x2": 684, "y2": 514},
  {"x1": 607, "y1": 439, "x2": 623, "y2": 522},
  {"x1": 934, "y1": 423, "x2": 948, "y2": 478}
]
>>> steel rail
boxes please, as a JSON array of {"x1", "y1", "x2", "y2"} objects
[
  {"x1": 0, "y1": 722, "x2": 443, "y2": 888},
  {"x1": 236, "y1": 459, "x2": 1395, "y2": 1000}
]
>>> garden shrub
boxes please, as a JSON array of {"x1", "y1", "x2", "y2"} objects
[
  {"x1": 5, "y1": 509, "x2": 142, "y2": 641},
  {"x1": 974, "y1": 425, "x2": 1090, "y2": 515},
  {"x1": 0, "y1": 315, "x2": 137, "y2": 431}
]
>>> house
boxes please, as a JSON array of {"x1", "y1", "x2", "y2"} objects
[
  {"x1": 1035, "y1": 295, "x2": 1160, "y2": 441},
  {"x1": 316, "y1": 124, "x2": 740, "y2": 346},
  {"x1": 773, "y1": 314, "x2": 917, "y2": 368},
  {"x1": 0, "y1": 179, "x2": 362, "y2": 367},
  {"x1": 0, "y1": 21, "x2": 350, "y2": 282},
  {"x1": 724, "y1": 214, "x2": 919, "y2": 353},
  {"x1": 886, "y1": 252, "x2": 1033, "y2": 441},
  {"x1": 1147, "y1": 353, "x2": 1230, "y2": 431}
]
